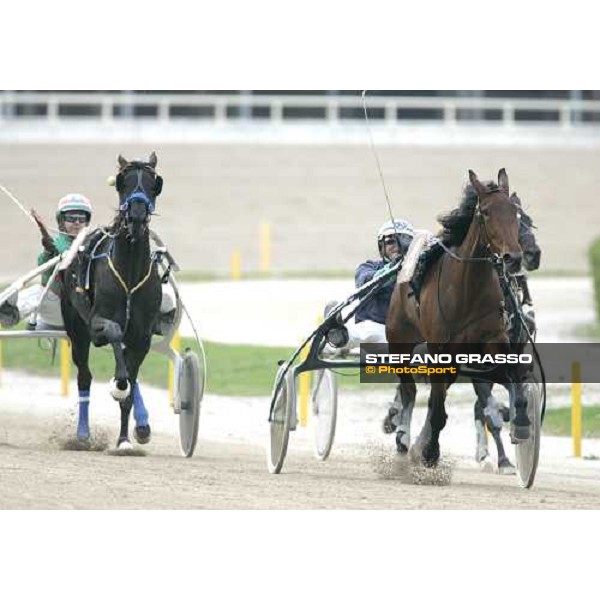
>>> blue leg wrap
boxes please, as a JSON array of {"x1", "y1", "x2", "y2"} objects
[
  {"x1": 77, "y1": 393, "x2": 90, "y2": 439},
  {"x1": 133, "y1": 383, "x2": 149, "y2": 427}
]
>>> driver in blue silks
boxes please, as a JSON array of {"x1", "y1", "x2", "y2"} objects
[{"x1": 323, "y1": 219, "x2": 415, "y2": 351}]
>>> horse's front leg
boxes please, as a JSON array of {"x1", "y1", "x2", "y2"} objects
[
  {"x1": 90, "y1": 316, "x2": 130, "y2": 399},
  {"x1": 410, "y1": 380, "x2": 448, "y2": 467},
  {"x1": 502, "y1": 380, "x2": 530, "y2": 443},
  {"x1": 90, "y1": 316, "x2": 132, "y2": 448},
  {"x1": 472, "y1": 380, "x2": 514, "y2": 473},
  {"x1": 110, "y1": 337, "x2": 134, "y2": 449}
]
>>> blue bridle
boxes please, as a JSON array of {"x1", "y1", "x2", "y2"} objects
[{"x1": 119, "y1": 168, "x2": 155, "y2": 214}]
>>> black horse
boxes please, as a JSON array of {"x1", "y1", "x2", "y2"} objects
[
  {"x1": 61, "y1": 153, "x2": 163, "y2": 450},
  {"x1": 471, "y1": 192, "x2": 541, "y2": 472}
]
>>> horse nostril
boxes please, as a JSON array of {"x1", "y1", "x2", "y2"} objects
[{"x1": 503, "y1": 252, "x2": 522, "y2": 272}]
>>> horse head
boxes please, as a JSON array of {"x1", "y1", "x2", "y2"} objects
[
  {"x1": 111, "y1": 151, "x2": 163, "y2": 242},
  {"x1": 468, "y1": 168, "x2": 522, "y2": 274},
  {"x1": 511, "y1": 192, "x2": 541, "y2": 271}
]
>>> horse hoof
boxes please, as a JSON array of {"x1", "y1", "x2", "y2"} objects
[
  {"x1": 498, "y1": 463, "x2": 516, "y2": 476},
  {"x1": 109, "y1": 377, "x2": 131, "y2": 401},
  {"x1": 395, "y1": 432, "x2": 409, "y2": 455},
  {"x1": 422, "y1": 445, "x2": 440, "y2": 468},
  {"x1": 134, "y1": 425, "x2": 151, "y2": 445},
  {"x1": 498, "y1": 457, "x2": 516, "y2": 475},
  {"x1": 117, "y1": 438, "x2": 133, "y2": 451},
  {"x1": 382, "y1": 409, "x2": 398, "y2": 435}
]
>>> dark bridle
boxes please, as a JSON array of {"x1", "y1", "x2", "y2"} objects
[{"x1": 115, "y1": 158, "x2": 163, "y2": 241}]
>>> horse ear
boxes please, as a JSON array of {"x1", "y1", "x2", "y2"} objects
[
  {"x1": 148, "y1": 151, "x2": 157, "y2": 168},
  {"x1": 118, "y1": 154, "x2": 128, "y2": 169},
  {"x1": 468, "y1": 170, "x2": 486, "y2": 197},
  {"x1": 498, "y1": 168, "x2": 509, "y2": 194},
  {"x1": 510, "y1": 192, "x2": 522, "y2": 207}
]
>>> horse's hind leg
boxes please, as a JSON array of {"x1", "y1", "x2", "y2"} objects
[
  {"x1": 125, "y1": 342, "x2": 152, "y2": 445},
  {"x1": 71, "y1": 336, "x2": 93, "y2": 441},
  {"x1": 389, "y1": 378, "x2": 416, "y2": 454},
  {"x1": 132, "y1": 383, "x2": 151, "y2": 444},
  {"x1": 473, "y1": 381, "x2": 492, "y2": 469}
]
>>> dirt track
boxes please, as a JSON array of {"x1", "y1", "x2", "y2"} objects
[{"x1": 1, "y1": 409, "x2": 599, "y2": 509}]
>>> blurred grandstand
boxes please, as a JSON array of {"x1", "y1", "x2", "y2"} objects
[{"x1": 3, "y1": 90, "x2": 600, "y2": 144}]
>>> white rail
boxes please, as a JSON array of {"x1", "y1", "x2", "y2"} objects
[{"x1": 2, "y1": 92, "x2": 600, "y2": 129}]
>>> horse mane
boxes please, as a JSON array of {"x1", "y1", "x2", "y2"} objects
[
  {"x1": 518, "y1": 205, "x2": 535, "y2": 229},
  {"x1": 437, "y1": 181, "x2": 499, "y2": 246}
]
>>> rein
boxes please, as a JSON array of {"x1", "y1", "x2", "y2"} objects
[
  {"x1": 436, "y1": 205, "x2": 499, "y2": 265},
  {"x1": 435, "y1": 206, "x2": 506, "y2": 342}
]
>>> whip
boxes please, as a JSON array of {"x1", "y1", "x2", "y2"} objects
[
  {"x1": 0, "y1": 184, "x2": 38, "y2": 225},
  {"x1": 0, "y1": 183, "x2": 60, "y2": 235},
  {"x1": 361, "y1": 90, "x2": 402, "y2": 240}
]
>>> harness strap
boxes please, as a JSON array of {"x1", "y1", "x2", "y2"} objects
[{"x1": 106, "y1": 255, "x2": 154, "y2": 295}]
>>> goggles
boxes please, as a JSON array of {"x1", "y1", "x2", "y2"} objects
[{"x1": 63, "y1": 214, "x2": 89, "y2": 224}]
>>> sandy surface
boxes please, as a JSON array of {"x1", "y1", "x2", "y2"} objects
[
  {"x1": 1, "y1": 362, "x2": 600, "y2": 509},
  {"x1": 0, "y1": 143, "x2": 599, "y2": 278},
  {"x1": 1, "y1": 409, "x2": 599, "y2": 509}
]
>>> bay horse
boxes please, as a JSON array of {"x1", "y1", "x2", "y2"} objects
[
  {"x1": 386, "y1": 169, "x2": 530, "y2": 467},
  {"x1": 61, "y1": 153, "x2": 163, "y2": 450}
]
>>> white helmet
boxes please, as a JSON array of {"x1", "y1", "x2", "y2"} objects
[
  {"x1": 377, "y1": 219, "x2": 414, "y2": 258},
  {"x1": 56, "y1": 193, "x2": 93, "y2": 218},
  {"x1": 377, "y1": 219, "x2": 414, "y2": 241}
]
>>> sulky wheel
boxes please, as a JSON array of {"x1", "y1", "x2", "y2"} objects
[
  {"x1": 311, "y1": 369, "x2": 338, "y2": 461},
  {"x1": 267, "y1": 365, "x2": 295, "y2": 474},
  {"x1": 178, "y1": 348, "x2": 205, "y2": 458},
  {"x1": 515, "y1": 373, "x2": 542, "y2": 489}
]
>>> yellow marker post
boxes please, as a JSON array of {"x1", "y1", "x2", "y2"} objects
[
  {"x1": 572, "y1": 361, "x2": 582, "y2": 458},
  {"x1": 298, "y1": 343, "x2": 310, "y2": 427},
  {"x1": 231, "y1": 248, "x2": 242, "y2": 281},
  {"x1": 298, "y1": 311, "x2": 323, "y2": 427},
  {"x1": 60, "y1": 339, "x2": 70, "y2": 397},
  {"x1": 168, "y1": 330, "x2": 181, "y2": 409},
  {"x1": 260, "y1": 222, "x2": 271, "y2": 274}
]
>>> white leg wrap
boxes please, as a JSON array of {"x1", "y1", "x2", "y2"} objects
[{"x1": 109, "y1": 377, "x2": 131, "y2": 401}]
